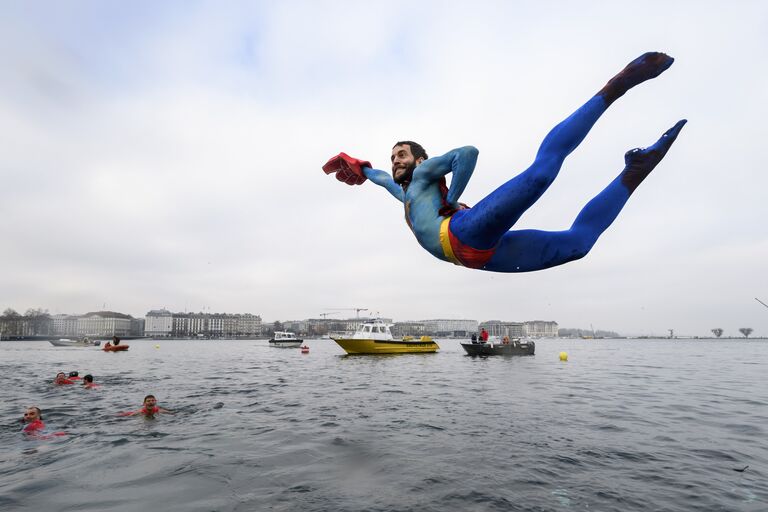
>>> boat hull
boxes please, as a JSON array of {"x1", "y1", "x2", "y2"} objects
[
  {"x1": 333, "y1": 338, "x2": 439, "y2": 355},
  {"x1": 49, "y1": 340, "x2": 99, "y2": 347},
  {"x1": 460, "y1": 341, "x2": 535, "y2": 357},
  {"x1": 268, "y1": 340, "x2": 303, "y2": 348}
]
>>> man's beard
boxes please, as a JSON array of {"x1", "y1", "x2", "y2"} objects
[{"x1": 392, "y1": 161, "x2": 417, "y2": 185}]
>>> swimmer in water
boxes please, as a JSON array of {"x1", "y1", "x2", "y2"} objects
[
  {"x1": 54, "y1": 372, "x2": 75, "y2": 385},
  {"x1": 21, "y1": 406, "x2": 67, "y2": 438},
  {"x1": 82, "y1": 374, "x2": 99, "y2": 389},
  {"x1": 121, "y1": 395, "x2": 173, "y2": 417},
  {"x1": 21, "y1": 407, "x2": 45, "y2": 433}
]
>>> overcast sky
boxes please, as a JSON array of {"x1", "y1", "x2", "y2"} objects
[{"x1": 1, "y1": 1, "x2": 766, "y2": 337}]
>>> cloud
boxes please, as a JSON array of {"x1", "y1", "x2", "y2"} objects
[{"x1": 1, "y1": 1, "x2": 767, "y2": 336}]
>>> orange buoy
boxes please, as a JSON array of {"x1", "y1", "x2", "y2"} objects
[{"x1": 300, "y1": 345, "x2": 310, "y2": 354}]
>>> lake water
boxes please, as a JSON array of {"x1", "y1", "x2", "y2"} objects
[{"x1": 1, "y1": 338, "x2": 766, "y2": 511}]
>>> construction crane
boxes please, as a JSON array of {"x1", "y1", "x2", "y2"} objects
[
  {"x1": 756, "y1": 298, "x2": 768, "y2": 310},
  {"x1": 326, "y1": 307, "x2": 369, "y2": 319},
  {"x1": 319, "y1": 312, "x2": 340, "y2": 319}
]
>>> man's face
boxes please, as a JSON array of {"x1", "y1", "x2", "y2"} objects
[
  {"x1": 144, "y1": 397, "x2": 157, "y2": 408},
  {"x1": 391, "y1": 145, "x2": 422, "y2": 184},
  {"x1": 55, "y1": 373, "x2": 66, "y2": 383},
  {"x1": 23, "y1": 408, "x2": 40, "y2": 423}
]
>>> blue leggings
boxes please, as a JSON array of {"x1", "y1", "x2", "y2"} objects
[{"x1": 450, "y1": 95, "x2": 634, "y2": 273}]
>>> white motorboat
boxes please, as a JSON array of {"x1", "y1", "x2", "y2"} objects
[
  {"x1": 268, "y1": 331, "x2": 303, "y2": 348},
  {"x1": 49, "y1": 338, "x2": 101, "y2": 347}
]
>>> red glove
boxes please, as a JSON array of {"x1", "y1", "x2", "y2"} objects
[{"x1": 322, "y1": 152, "x2": 371, "y2": 185}]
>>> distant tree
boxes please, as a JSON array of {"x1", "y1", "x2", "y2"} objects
[
  {"x1": 557, "y1": 327, "x2": 619, "y2": 338},
  {"x1": 711, "y1": 328, "x2": 723, "y2": 338},
  {"x1": 2, "y1": 308, "x2": 20, "y2": 318},
  {"x1": 594, "y1": 330, "x2": 620, "y2": 338},
  {"x1": 19, "y1": 308, "x2": 52, "y2": 335},
  {"x1": 739, "y1": 328, "x2": 753, "y2": 338},
  {"x1": 273, "y1": 321, "x2": 283, "y2": 332}
]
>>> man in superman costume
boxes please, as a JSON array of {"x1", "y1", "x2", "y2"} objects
[{"x1": 323, "y1": 53, "x2": 686, "y2": 272}]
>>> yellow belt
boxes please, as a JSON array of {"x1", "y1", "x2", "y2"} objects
[{"x1": 439, "y1": 217, "x2": 462, "y2": 266}]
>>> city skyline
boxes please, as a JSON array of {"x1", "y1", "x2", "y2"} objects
[
  {"x1": 1, "y1": 304, "x2": 758, "y2": 339},
  {"x1": 1, "y1": 2, "x2": 766, "y2": 339}
]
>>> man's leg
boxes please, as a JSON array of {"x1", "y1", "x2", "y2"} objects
[
  {"x1": 483, "y1": 120, "x2": 686, "y2": 272},
  {"x1": 452, "y1": 52, "x2": 675, "y2": 250}
]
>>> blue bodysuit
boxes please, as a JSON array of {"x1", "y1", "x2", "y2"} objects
[{"x1": 329, "y1": 52, "x2": 686, "y2": 273}]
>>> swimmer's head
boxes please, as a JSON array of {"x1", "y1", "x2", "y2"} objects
[
  {"x1": 143, "y1": 395, "x2": 157, "y2": 407},
  {"x1": 83, "y1": 374, "x2": 94, "y2": 383},
  {"x1": 24, "y1": 407, "x2": 42, "y2": 422},
  {"x1": 391, "y1": 141, "x2": 428, "y2": 185}
]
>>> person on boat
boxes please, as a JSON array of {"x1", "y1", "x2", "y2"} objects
[
  {"x1": 82, "y1": 374, "x2": 99, "y2": 389},
  {"x1": 54, "y1": 372, "x2": 75, "y2": 385},
  {"x1": 470, "y1": 333, "x2": 478, "y2": 343},
  {"x1": 480, "y1": 329, "x2": 489, "y2": 342},
  {"x1": 322, "y1": 52, "x2": 686, "y2": 272},
  {"x1": 121, "y1": 395, "x2": 172, "y2": 417}
]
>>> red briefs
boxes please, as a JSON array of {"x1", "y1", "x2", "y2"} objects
[{"x1": 439, "y1": 216, "x2": 496, "y2": 269}]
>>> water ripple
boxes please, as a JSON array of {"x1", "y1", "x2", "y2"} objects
[{"x1": 2, "y1": 338, "x2": 768, "y2": 511}]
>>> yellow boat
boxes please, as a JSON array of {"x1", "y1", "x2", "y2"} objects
[{"x1": 332, "y1": 319, "x2": 439, "y2": 355}]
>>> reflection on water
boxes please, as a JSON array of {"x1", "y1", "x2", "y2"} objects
[{"x1": 1, "y1": 339, "x2": 767, "y2": 511}]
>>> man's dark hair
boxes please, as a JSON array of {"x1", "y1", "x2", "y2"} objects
[
  {"x1": 144, "y1": 394, "x2": 156, "y2": 402},
  {"x1": 393, "y1": 141, "x2": 428, "y2": 160},
  {"x1": 83, "y1": 374, "x2": 93, "y2": 383}
]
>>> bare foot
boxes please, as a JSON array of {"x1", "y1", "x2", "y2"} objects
[
  {"x1": 600, "y1": 52, "x2": 674, "y2": 105},
  {"x1": 621, "y1": 119, "x2": 687, "y2": 192}
]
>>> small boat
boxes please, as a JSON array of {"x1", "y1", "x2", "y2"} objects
[
  {"x1": 269, "y1": 331, "x2": 303, "y2": 348},
  {"x1": 49, "y1": 338, "x2": 101, "y2": 347},
  {"x1": 461, "y1": 338, "x2": 535, "y2": 357},
  {"x1": 332, "y1": 319, "x2": 439, "y2": 354},
  {"x1": 103, "y1": 344, "x2": 130, "y2": 352}
]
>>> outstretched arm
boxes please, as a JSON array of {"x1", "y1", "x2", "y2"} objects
[
  {"x1": 415, "y1": 146, "x2": 478, "y2": 205},
  {"x1": 363, "y1": 167, "x2": 404, "y2": 202}
]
